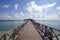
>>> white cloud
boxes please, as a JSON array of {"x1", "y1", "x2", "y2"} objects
[
  {"x1": 0, "y1": 5, "x2": 9, "y2": 8},
  {"x1": 28, "y1": 12, "x2": 60, "y2": 20},
  {"x1": 3, "y1": 5, "x2": 9, "y2": 8},
  {"x1": 14, "y1": 4, "x2": 19, "y2": 10},
  {"x1": 14, "y1": 12, "x2": 24, "y2": 19},
  {"x1": 0, "y1": 14, "x2": 12, "y2": 20},
  {"x1": 0, "y1": 1, "x2": 58, "y2": 20},
  {"x1": 44, "y1": 14, "x2": 59, "y2": 20},
  {"x1": 26, "y1": 1, "x2": 56, "y2": 13},
  {"x1": 25, "y1": 1, "x2": 59, "y2": 20},
  {"x1": 56, "y1": 7, "x2": 60, "y2": 10},
  {"x1": 43, "y1": 2, "x2": 56, "y2": 9},
  {"x1": 26, "y1": 1, "x2": 43, "y2": 13},
  {"x1": 56, "y1": 7, "x2": 60, "y2": 19},
  {"x1": 0, "y1": 12, "x2": 24, "y2": 20}
]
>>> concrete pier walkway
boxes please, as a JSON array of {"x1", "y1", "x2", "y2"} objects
[{"x1": 15, "y1": 20, "x2": 42, "y2": 40}]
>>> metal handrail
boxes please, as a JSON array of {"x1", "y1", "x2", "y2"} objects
[{"x1": 32, "y1": 21, "x2": 60, "y2": 40}]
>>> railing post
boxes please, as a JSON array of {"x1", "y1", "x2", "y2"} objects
[
  {"x1": 0, "y1": 34, "x2": 7, "y2": 40},
  {"x1": 53, "y1": 30, "x2": 58, "y2": 40},
  {"x1": 48, "y1": 28, "x2": 53, "y2": 40},
  {"x1": 0, "y1": 33, "x2": 12, "y2": 40}
]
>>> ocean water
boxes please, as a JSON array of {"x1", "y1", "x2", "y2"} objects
[
  {"x1": 0, "y1": 20, "x2": 60, "y2": 31},
  {"x1": 36, "y1": 20, "x2": 60, "y2": 30},
  {"x1": 0, "y1": 20, "x2": 60, "y2": 34},
  {"x1": 0, "y1": 20, "x2": 25, "y2": 31}
]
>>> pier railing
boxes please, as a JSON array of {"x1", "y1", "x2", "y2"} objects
[{"x1": 31, "y1": 20, "x2": 60, "y2": 40}]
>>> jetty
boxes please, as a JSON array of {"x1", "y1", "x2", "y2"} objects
[
  {"x1": 15, "y1": 20, "x2": 42, "y2": 40},
  {"x1": 0, "y1": 19, "x2": 60, "y2": 40}
]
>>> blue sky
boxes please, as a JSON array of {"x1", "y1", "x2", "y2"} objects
[{"x1": 0, "y1": 0, "x2": 60, "y2": 20}]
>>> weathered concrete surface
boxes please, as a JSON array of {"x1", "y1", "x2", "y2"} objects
[{"x1": 15, "y1": 20, "x2": 42, "y2": 40}]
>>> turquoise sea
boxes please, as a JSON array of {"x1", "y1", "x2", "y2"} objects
[
  {"x1": 36, "y1": 20, "x2": 60, "y2": 30},
  {"x1": 0, "y1": 20, "x2": 60, "y2": 31},
  {"x1": 0, "y1": 20, "x2": 26, "y2": 31}
]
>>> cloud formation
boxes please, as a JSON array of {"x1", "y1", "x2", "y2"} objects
[
  {"x1": 14, "y1": 4, "x2": 19, "y2": 10},
  {"x1": 26, "y1": 1, "x2": 43, "y2": 13},
  {"x1": 0, "y1": 1, "x2": 60, "y2": 20},
  {"x1": 0, "y1": 14, "x2": 12, "y2": 20},
  {"x1": 26, "y1": 1, "x2": 56, "y2": 13},
  {"x1": 0, "y1": 5, "x2": 9, "y2": 8},
  {"x1": 26, "y1": 1, "x2": 60, "y2": 20},
  {"x1": 43, "y1": 2, "x2": 56, "y2": 9},
  {"x1": 14, "y1": 12, "x2": 24, "y2": 18},
  {"x1": 56, "y1": 7, "x2": 60, "y2": 10},
  {"x1": 0, "y1": 11, "x2": 24, "y2": 20}
]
